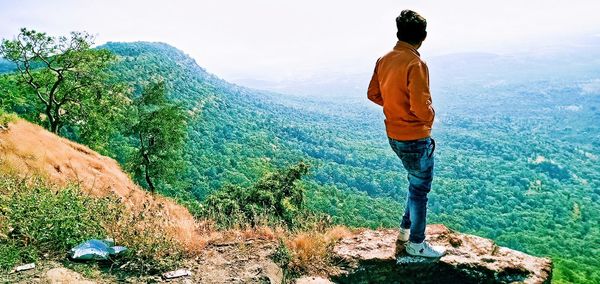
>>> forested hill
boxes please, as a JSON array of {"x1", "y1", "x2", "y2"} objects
[
  {"x1": 101, "y1": 42, "x2": 313, "y2": 198},
  {"x1": 100, "y1": 42, "x2": 599, "y2": 283},
  {"x1": 101, "y1": 42, "x2": 402, "y2": 226}
]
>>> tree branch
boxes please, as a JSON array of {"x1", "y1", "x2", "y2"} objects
[
  {"x1": 15, "y1": 40, "x2": 50, "y2": 107},
  {"x1": 48, "y1": 73, "x2": 63, "y2": 105}
]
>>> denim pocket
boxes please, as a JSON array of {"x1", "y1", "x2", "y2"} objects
[
  {"x1": 399, "y1": 151, "x2": 424, "y2": 172},
  {"x1": 427, "y1": 138, "x2": 436, "y2": 158}
]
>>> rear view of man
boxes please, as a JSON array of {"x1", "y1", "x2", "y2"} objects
[{"x1": 367, "y1": 10, "x2": 445, "y2": 258}]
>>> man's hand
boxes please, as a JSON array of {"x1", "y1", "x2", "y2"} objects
[{"x1": 367, "y1": 59, "x2": 383, "y2": 106}]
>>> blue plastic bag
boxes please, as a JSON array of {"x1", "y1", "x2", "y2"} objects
[{"x1": 69, "y1": 239, "x2": 127, "y2": 260}]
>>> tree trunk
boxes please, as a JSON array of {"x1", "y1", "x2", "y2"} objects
[
  {"x1": 143, "y1": 152, "x2": 156, "y2": 193},
  {"x1": 139, "y1": 132, "x2": 155, "y2": 193},
  {"x1": 49, "y1": 120, "x2": 59, "y2": 133},
  {"x1": 44, "y1": 102, "x2": 63, "y2": 134}
]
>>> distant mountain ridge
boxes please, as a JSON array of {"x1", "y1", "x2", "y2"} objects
[{"x1": 234, "y1": 36, "x2": 600, "y2": 98}]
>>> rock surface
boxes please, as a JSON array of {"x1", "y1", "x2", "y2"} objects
[
  {"x1": 295, "y1": 276, "x2": 335, "y2": 284},
  {"x1": 329, "y1": 224, "x2": 552, "y2": 284},
  {"x1": 178, "y1": 238, "x2": 283, "y2": 283},
  {"x1": 43, "y1": 268, "x2": 96, "y2": 284}
]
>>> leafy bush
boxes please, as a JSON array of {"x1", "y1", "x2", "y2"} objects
[
  {"x1": 272, "y1": 239, "x2": 295, "y2": 282},
  {"x1": 0, "y1": 175, "x2": 185, "y2": 275},
  {"x1": 0, "y1": 176, "x2": 112, "y2": 270},
  {"x1": 203, "y1": 162, "x2": 310, "y2": 229}
]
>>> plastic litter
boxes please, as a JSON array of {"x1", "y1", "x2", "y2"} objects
[
  {"x1": 162, "y1": 269, "x2": 192, "y2": 279},
  {"x1": 69, "y1": 239, "x2": 127, "y2": 260},
  {"x1": 13, "y1": 263, "x2": 35, "y2": 273}
]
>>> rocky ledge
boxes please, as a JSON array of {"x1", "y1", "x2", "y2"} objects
[{"x1": 327, "y1": 224, "x2": 552, "y2": 284}]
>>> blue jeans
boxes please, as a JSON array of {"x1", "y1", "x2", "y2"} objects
[{"x1": 388, "y1": 136, "x2": 435, "y2": 243}]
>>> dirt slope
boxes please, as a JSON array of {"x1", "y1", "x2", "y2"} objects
[{"x1": 0, "y1": 119, "x2": 200, "y2": 247}]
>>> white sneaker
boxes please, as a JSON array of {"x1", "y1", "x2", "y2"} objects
[
  {"x1": 398, "y1": 228, "x2": 410, "y2": 242},
  {"x1": 406, "y1": 241, "x2": 446, "y2": 258}
]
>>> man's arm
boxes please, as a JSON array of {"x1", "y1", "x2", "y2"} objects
[
  {"x1": 367, "y1": 59, "x2": 383, "y2": 106},
  {"x1": 407, "y1": 60, "x2": 435, "y2": 122}
]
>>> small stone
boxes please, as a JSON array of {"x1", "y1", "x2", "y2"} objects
[
  {"x1": 162, "y1": 269, "x2": 192, "y2": 279},
  {"x1": 449, "y1": 235, "x2": 462, "y2": 247}
]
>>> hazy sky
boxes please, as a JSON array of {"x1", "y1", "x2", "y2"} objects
[{"x1": 1, "y1": 0, "x2": 599, "y2": 82}]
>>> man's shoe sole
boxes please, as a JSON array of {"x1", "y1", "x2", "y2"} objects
[{"x1": 405, "y1": 246, "x2": 446, "y2": 258}]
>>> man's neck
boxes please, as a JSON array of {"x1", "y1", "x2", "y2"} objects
[{"x1": 398, "y1": 40, "x2": 422, "y2": 50}]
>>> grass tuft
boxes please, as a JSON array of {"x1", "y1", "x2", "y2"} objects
[
  {"x1": 0, "y1": 110, "x2": 17, "y2": 128},
  {"x1": 285, "y1": 226, "x2": 352, "y2": 275}
]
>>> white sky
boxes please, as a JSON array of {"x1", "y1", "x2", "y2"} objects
[{"x1": 1, "y1": 0, "x2": 599, "y2": 82}]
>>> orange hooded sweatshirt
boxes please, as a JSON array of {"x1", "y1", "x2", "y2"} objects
[{"x1": 367, "y1": 41, "x2": 435, "y2": 141}]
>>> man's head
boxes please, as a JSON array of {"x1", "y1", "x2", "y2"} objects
[{"x1": 396, "y1": 10, "x2": 427, "y2": 48}]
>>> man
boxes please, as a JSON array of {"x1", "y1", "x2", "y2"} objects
[{"x1": 367, "y1": 10, "x2": 445, "y2": 258}]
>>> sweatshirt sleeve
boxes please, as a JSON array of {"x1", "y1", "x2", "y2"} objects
[
  {"x1": 367, "y1": 59, "x2": 383, "y2": 106},
  {"x1": 407, "y1": 60, "x2": 435, "y2": 122}
]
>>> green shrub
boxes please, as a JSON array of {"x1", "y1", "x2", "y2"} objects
[
  {"x1": 203, "y1": 162, "x2": 310, "y2": 229},
  {"x1": 0, "y1": 176, "x2": 113, "y2": 270},
  {"x1": 0, "y1": 242, "x2": 35, "y2": 270},
  {"x1": 0, "y1": 175, "x2": 184, "y2": 275}
]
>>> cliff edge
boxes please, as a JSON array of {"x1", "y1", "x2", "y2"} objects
[{"x1": 326, "y1": 224, "x2": 552, "y2": 284}]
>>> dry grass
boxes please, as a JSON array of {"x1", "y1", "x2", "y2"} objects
[
  {"x1": 0, "y1": 119, "x2": 206, "y2": 261},
  {"x1": 194, "y1": 222, "x2": 353, "y2": 277},
  {"x1": 325, "y1": 226, "x2": 354, "y2": 241},
  {"x1": 285, "y1": 226, "x2": 353, "y2": 275},
  {"x1": 104, "y1": 195, "x2": 207, "y2": 252}
]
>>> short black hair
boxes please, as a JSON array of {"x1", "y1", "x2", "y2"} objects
[{"x1": 396, "y1": 10, "x2": 427, "y2": 44}]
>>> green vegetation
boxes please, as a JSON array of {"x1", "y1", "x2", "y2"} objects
[
  {"x1": 204, "y1": 162, "x2": 311, "y2": 229},
  {"x1": 0, "y1": 176, "x2": 110, "y2": 270},
  {"x1": 0, "y1": 32, "x2": 191, "y2": 197},
  {"x1": 128, "y1": 80, "x2": 188, "y2": 193},
  {"x1": 0, "y1": 174, "x2": 184, "y2": 275},
  {"x1": 0, "y1": 28, "x2": 126, "y2": 147},
  {"x1": 0, "y1": 109, "x2": 17, "y2": 126},
  {"x1": 272, "y1": 239, "x2": 295, "y2": 281}
]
